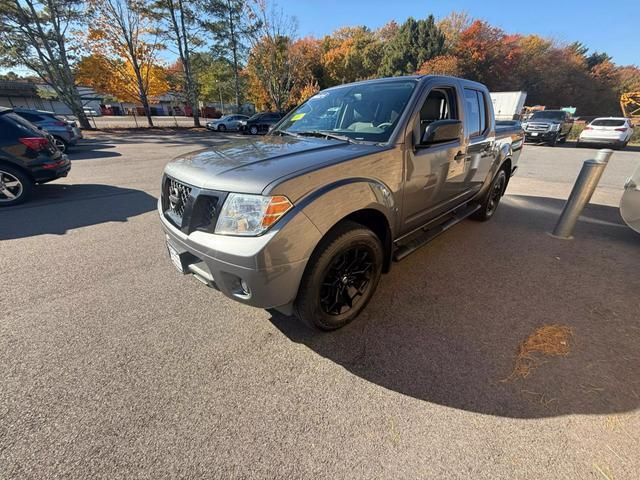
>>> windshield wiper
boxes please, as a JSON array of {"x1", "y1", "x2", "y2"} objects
[
  {"x1": 273, "y1": 130, "x2": 301, "y2": 138},
  {"x1": 295, "y1": 130, "x2": 356, "y2": 143}
]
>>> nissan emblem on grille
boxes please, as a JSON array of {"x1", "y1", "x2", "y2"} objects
[{"x1": 166, "y1": 178, "x2": 191, "y2": 218}]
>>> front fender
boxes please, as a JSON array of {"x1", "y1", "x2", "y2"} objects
[{"x1": 296, "y1": 178, "x2": 396, "y2": 236}]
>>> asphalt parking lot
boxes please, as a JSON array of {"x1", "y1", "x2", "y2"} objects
[{"x1": 1, "y1": 131, "x2": 639, "y2": 479}]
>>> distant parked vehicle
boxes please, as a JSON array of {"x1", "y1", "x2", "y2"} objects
[
  {"x1": 83, "y1": 107, "x2": 101, "y2": 117},
  {"x1": 522, "y1": 110, "x2": 574, "y2": 146},
  {"x1": 0, "y1": 107, "x2": 71, "y2": 206},
  {"x1": 490, "y1": 91, "x2": 527, "y2": 121},
  {"x1": 577, "y1": 117, "x2": 634, "y2": 150},
  {"x1": 241, "y1": 112, "x2": 284, "y2": 135},
  {"x1": 13, "y1": 108, "x2": 82, "y2": 153},
  {"x1": 206, "y1": 115, "x2": 249, "y2": 132}
]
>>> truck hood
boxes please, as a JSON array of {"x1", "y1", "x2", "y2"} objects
[{"x1": 164, "y1": 135, "x2": 381, "y2": 196}]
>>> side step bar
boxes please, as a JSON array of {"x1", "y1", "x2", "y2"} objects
[{"x1": 393, "y1": 203, "x2": 481, "y2": 261}]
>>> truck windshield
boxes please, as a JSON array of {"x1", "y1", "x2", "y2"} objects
[
  {"x1": 530, "y1": 111, "x2": 566, "y2": 120},
  {"x1": 275, "y1": 80, "x2": 417, "y2": 143}
]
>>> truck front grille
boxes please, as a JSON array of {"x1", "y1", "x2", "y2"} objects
[
  {"x1": 162, "y1": 175, "x2": 226, "y2": 233},
  {"x1": 166, "y1": 177, "x2": 191, "y2": 218},
  {"x1": 526, "y1": 122, "x2": 550, "y2": 132}
]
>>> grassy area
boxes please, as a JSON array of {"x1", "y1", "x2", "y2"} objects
[{"x1": 568, "y1": 123, "x2": 640, "y2": 144}]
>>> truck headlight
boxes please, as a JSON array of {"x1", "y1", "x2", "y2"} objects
[
  {"x1": 215, "y1": 194, "x2": 293, "y2": 236},
  {"x1": 550, "y1": 123, "x2": 561, "y2": 131}
]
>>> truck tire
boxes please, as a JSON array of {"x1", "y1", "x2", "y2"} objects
[
  {"x1": 295, "y1": 221, "x2": 384, "y2": 331},
  {"x1": 472, "y1": 169, "x2": 507, "y2": 221},
  {"x1": 0, "y1": 164, "x2": 33, "y2": 207}
]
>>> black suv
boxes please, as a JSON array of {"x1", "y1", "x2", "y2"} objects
[
  {"x1": 241, "y1": 112, "x2": 284, "y2": 135},
  {"x1": 522, "y1": 110, "x2": 574, "y2": 146},
  {"x1": 0, "y1": 108, "x2": 71, "y2": 206}
]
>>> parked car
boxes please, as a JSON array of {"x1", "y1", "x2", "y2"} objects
[
  {"x1": 83, "y1": 107, "x2": 101, "y2": 117},
  {"x1": 0, "y1": 107, "x2": 71, "y2": 206},
  {"x1": 522, "y1": 110, "x2": 574, "y2": 146},
  {"x1": 240, "y1": 112, "x2": 284, "y2": 135},
  {"x1": 159, "y1": 76, "x2": 524, "y2": 330},
  {"x1": 206, "y1": 115, "x2": 249, "y2": 132},
  {"x1": 577, "y1": 117, "x2": 634, "y2": 149},
  {"x1": 13, "y1": 108, "x2": 82, "y2": 153}
]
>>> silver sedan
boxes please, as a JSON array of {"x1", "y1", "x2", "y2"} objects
[{"x1": 206, "y1": 115, "x2": 249, "y2": 132}]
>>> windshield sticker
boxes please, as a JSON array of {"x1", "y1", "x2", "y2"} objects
[{"x1": 291, "y1": 113, "x2": 306, "y2": 121}]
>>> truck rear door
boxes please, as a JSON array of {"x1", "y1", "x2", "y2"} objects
[{"x1": 463, "y1": 87, "x2": 494, "y2": 192}]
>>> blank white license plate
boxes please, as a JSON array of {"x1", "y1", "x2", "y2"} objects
[
  {"x1": 167, "y1": 240, "x2": 185, "y2": 273},
  {"x1": 531, "y1": 132, "x2": 539, "y2": 136}
]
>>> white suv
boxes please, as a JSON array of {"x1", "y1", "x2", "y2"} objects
[{"x1": 577, "y1": 117, "x2": 634, "y2": 149}]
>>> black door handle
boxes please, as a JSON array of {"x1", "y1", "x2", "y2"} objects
[{"x1": 454, "y1": 151, "x2": 466, "y2": 161}]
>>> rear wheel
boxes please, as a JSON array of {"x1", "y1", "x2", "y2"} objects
[
  {"x1": 53, "y1": 136, "x2": 68, "y2": 153},
  {"x1": 472, "y1": 169, "x2": 507, "y2": 221},
  {"x1": 295, "y1": 221, "x2": 383, "y2": 331},
  {"x1": 0, "y1": 165, "x2": 33, "y2": 207}
]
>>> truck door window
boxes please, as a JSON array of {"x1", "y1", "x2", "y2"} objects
[
  {"x1": 419, "y1": 87, "x2": 457, "y2": 138},
  {"x1": 464, "y1": 89, "x2": 488, "y2": 137}
]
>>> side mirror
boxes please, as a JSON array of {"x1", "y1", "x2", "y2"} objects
[{"x1": 419, "y1": 119, "x2": 462, "y2": 146}]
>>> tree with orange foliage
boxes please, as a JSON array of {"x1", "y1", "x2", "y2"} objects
[
  {"x1": 76, "y1": 53, "x2": 170, "y2": 106},
  {"x1": 416, "y1": 55, "x2": 460, "y2": 76},
  {"x1": 321, "y1": 26, "x2": 381, "y2": 85},
  {"x1": 86, "y1": 0, "x2": 165, "y2": 126},
  {"x1": 454, "y1": 20, "x2": 523, "y2": 91}
]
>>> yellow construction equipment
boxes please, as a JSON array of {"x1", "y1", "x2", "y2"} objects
[{"x1": 620, "y1": 92, "x2": 640, "y2": 119}]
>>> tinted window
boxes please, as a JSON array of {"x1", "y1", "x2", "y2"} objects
[
  {"x1": 464, "y1": 89, "x2": 482, "y2": 137},
  {"x1": 478, "y1": 91, "x2": 487, "y2": 133},
  {"x1": 591, "y1": 119, "x2": 625, "y2": 127},
  {"x1": 0, "y1": 113, "x2": 41, "y2": 139},
  {"x1": 530, "y1": 111, "x2": 566, "y2": 120},
  {"x1": 17, "y1": 111, "x2": 42, "y2": 122}
]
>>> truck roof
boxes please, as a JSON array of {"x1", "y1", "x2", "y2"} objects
[{"x1": 323, "y1": 75, "x2": 488, "y2": 92}]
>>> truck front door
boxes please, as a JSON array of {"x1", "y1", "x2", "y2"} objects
[{"x1": 401, "y1": 83, "x2": 472, "y2": 234}]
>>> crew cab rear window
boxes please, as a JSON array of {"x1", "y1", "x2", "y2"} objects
[{"x1": 463, "y1": 89, "x2": 487, "y2": 137}]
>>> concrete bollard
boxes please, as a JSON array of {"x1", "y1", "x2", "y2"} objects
[{"x1": 551, "y1": 149, "x2": 614, "y2": 239}]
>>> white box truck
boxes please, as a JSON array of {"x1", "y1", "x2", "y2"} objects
[{"x1": 490, "y1": 91, "x2": 527, "y2": 121}]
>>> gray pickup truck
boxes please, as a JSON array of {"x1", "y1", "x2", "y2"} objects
[{"x1": 159, "y1": 75, "x2": 524, "y2": 330}]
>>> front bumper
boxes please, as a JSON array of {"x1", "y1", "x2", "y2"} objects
[
  {"x1": 524, "y1": 131, "x2": 558, "y2": 142},
  {"x1": 159, "y1": 200, "x2": 321, "y2": 312}
]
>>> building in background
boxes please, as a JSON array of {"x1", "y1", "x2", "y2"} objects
[{"x1": 0, "y1": 80, "x2": 103, "y2": 115}]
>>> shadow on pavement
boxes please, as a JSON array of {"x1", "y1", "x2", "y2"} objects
[
  {"x1": 0, "y1": 184, "x2": 156, "y2": 240},
  {"x1": 270, "y1": 195, "x2": 640, "y2": 418},
  {"x1": 68, "y1": 141, "x2": 121, "y2": 161}
]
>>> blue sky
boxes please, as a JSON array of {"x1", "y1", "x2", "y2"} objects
[{"x1": 278, "y1": 0, "x2": 639, "y2": 66}]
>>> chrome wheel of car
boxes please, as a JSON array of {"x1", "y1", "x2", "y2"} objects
[
  {"x1": 53, "y1": 137, "x2": 66, "y2": 152},
  {"x1": 0, "y1": 170, "x2": 24, "y2": 203},
  {"x1": 250, "y1": 126, "x2": 258, "y2": 135}
]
